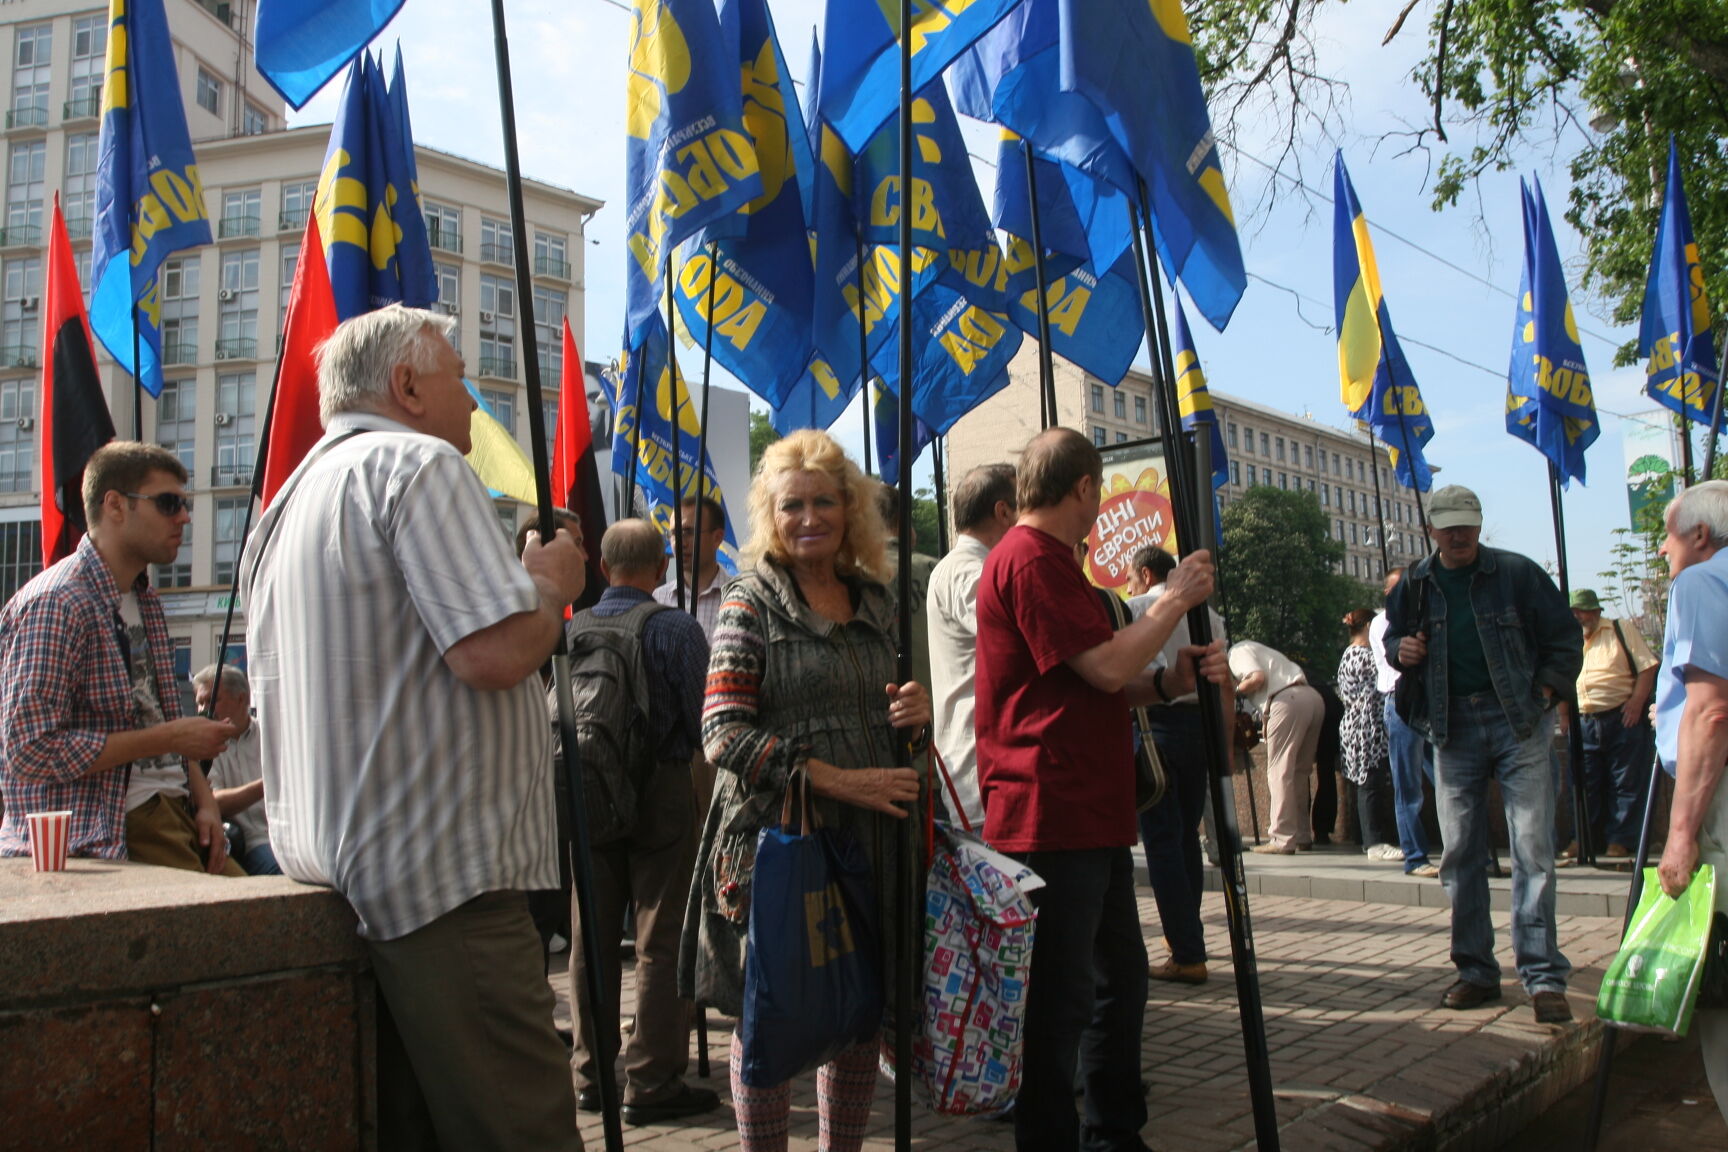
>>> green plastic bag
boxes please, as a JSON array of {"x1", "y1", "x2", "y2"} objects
[{"x1": 1597, "y1": 865, "x2": 1716, "y2": 1036}]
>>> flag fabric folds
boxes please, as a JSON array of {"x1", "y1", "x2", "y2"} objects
[
  {"x1": 623, "y1": 0, "x2": 762, "y2": 350},
  {"x1": 384, "y1": 45, "x2": 436, "y2": 309},
  {"x1": 262, "y1": 216, "x2": 338, "y2": 509},
  {"x1": 40, "y1": 197, "x2": 116, "y2": 568},
  {"x1": 89, "y1": 0, "x2": 212, "y2": 399},
  {"x1": 254, "y1": 0, "x2": 404, "y2": 110},
  {"x1": 463, "y1": 380, "x2": 538, "y2": 505},
  {"x1": 870, "y1": 281, "x2": 1020, "y2": 436},
  {"x1": 1639, "y1": 138, "x2": 1719, "y2": 426},
  {"x1": 552, "y1": 319, "x2": 608, "y2": 606},
  {"x1": 1331, "y1": 154, "x2": 1434, "y2": 490},
  {"x1": 1508, "y1": 178, "x2": 1600, "y2": 486},
  {"x1": 1173, "y1": 297, "x2": 1228, "y2": 490},
  {"x1": 872, "y1": 380, "x2": 934, "y2": 487}
]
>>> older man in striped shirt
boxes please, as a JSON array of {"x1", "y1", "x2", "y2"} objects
[{"x1": 241, "y1": 305, "x2": 587, "y2": 1151}]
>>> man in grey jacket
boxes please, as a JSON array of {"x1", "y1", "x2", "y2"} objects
[{"x1": 1384, "y1": 485, "x2": 1582, "y2": 1025}]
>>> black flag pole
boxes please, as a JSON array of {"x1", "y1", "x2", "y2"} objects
[
  {"x1": 1022, "y1": 139, "x2": 1058, "y2": 430},
  {"x1": 488, "y1": 3, "x2": 622, "y2": 1148},
  {"x1": 1703, "y1": 375, "x2": 1725, "y2": 481},
  {"x1": 1548, "y1": 464, "x2": 1596, "y2": 868},
  {"x1": 1363, "y1": 425, "x2": 1392, "y2": 579},
  {"x1": 1678, "y1": 412, "x2": 1696, "y2": 486},
  {"x1": 1131, "y1": 188, "x2": 1281, "y2": 1151},
  {"x1": 932, "y1": 435, "x2": 949, "y2": 554},
  {"x1": 893, "y1": 3, "x2": 917, "y2": 1146},
  {"x1": 856, "y1": 234, "x2": 874, "y2": 474},
  {"x1": 664, "y1": 249, "x2": 688, "y2": 610}
]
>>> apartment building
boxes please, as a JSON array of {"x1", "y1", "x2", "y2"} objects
[{"x1": 0, "y1": 0, "x2": 600, "y2": 675}]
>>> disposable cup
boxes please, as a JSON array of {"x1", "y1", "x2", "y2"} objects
[{"x1": 25, "y1": 810, "x2": 71, "y2": 872}]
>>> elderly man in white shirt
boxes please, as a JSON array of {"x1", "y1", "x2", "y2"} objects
[{"x1": 1231, "y1": 639, "x2": 1324, "y2": 853}]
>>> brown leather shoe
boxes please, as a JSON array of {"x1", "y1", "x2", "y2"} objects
[
  {"x1": 1149, "y1": 959, "x2": 1208, "y2": 985},
  {"x1": 1532, "y1": 991, "x2": 1573, "y2": 1024},
  {"x1": 1442, "y1": 979, "x2": 1502, "y2": 1010},
  {"x1": 1605, "y1": 843, "x2": 1633, "y2": 859},
  {"x1": 1250, "y1": 843, "x2": 1295, "y2": 855}
]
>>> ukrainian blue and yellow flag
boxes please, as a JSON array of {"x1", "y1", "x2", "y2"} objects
[
  {"x1": 384, "y1": 46, "x2": 436, "y2": 309},
  {"x1": 89, "y1": 0, "x2": 212, "y2": 398},
  {"x1": 1639, "y1": 138, "x2": 1718, "y2": 425},
  {"x1": 1173, "y1": 297, "x2": 1228, "y2": 490},
  {"x1": 255, "y1": 0, "x2": 403, "y2": 110},
  {"x1": 669, "y1": 0, "x2": 813, "y2": 412},
  {"x1": 624, "y1": 0, "x2": 762, "y2": 351},
  {"x1": 314, "y1": 55, "x2": 412, "y2": 320},
  {"x1": 1332, "y1": 154, "x2": 1434, "y2": 490},
  {"x1": 462, "y1": 379, "x2": 538, "y2": 505},
  {"x1": 1057, "y1": 0, "x2": 1245, "y2": 331},
  {"x1": 872, "y1": 380, "x2": 935, "y2": 486},
  {"x1": 1508, "y1": 178, "x2": 1599, "y2": 486}
]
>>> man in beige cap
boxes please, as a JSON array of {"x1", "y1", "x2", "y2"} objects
[
  {"x1": 1383, "y1": 485, "x2": 1582, "y2": 1025},
  {"x1": 1567, "y1": 587, "x2": 1658, "y2": 862}
]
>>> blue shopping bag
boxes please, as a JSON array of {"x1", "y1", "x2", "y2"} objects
[{"x1": 739, "y1": 775, "x2": 883, "y2": 1087}]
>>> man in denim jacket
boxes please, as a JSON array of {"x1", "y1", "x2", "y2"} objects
[{"x1": 1384, "y1": 485, "x2": 1582, "y2": 1025}]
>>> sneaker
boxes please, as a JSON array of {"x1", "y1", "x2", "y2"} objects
[
  {"x1": 1442, "y1": 979, "x2": 1502, "y2": 1009},
  {"x1": 621, "y1": 1084, "x2": 721, "y2": 1126},
  {"x1": 1532, "y1": 991, "x2": 1573, "y2": 1024},
  {"x1": 1367, "y1": 844, "x2": 1404, "y2": 861},
  {"x1": 1409, "y1": 863, "x2": 1440, "y2": 878}
]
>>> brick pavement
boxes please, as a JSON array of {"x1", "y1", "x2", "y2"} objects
[{"x1": 549, "y1": 856, "x2": 1637, "y2": 1150}]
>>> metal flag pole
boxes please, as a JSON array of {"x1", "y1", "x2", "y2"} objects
[
  {"x1": 488, "y1": 2, "x2": 622, "y2": 1148},
  {"x1": 1584, "y1": 749, "x2": 1667, "y2": 1149},
  {"x1": 1364, "y1": 425, "x2": 1392, "y2": 578},
  {"x1": 664, "y1": 248, "x2": 688, "y2": 609},
  {"x1": 1548, "y1": 464, "x2": 1596, "y2": 867},
  {"x1": 856, "y1": 233, "x2": 874, "y2": 474},
  {"x1": 1678, "y1": 412, "x2": 1696, "y2": 486},
  {"x1": 1131, "y1": 187, "x2": 1281, "y2": 1151},
  {"x1": 131, "y1": 310, "x2": 143, "y2": 440},
  {"x1": 932, "y1": 435, "x2": 949, "y2": 554},
  {"x1": 1022, "y1": 139, "x2": 1058, "y2": 429},
  {"x1": 1703, "y1": 372, "x2": 1726, "y2": 481}
]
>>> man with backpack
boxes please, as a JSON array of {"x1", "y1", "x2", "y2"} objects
[{"x1": 566, "y1": 519, "x2": 718, "y2": 1125}]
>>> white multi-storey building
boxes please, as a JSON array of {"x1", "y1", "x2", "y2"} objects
[{"x1": 0, "y1": 0, "x2": 601, "y2": 679}]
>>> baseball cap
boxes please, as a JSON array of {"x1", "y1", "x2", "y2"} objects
[{"x1": 1429, "y1": 485, "x2": 1482, "y2": 530}]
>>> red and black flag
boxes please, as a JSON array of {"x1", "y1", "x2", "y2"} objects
[
  {"x1": 261, "y1": 215, "x2": 338, "y2": 508},
  {"x1": 552, "y1": 318, "x2": 607, "y2": 610},
  {"x1": 40, "y1": 194, "x2": 115, "y2": 568}
]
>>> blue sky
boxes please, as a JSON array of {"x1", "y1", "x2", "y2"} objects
[{"x1": 286, "y1": 0, "x2": 1676, "y2": 594}]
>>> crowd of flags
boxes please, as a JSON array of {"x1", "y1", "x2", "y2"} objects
[{"x1": 31, "y1": 0, "x2": 1726, "y2": 583}]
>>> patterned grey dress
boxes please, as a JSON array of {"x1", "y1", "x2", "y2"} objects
[
  {"x1": 677, "y1": 557, "x2": 919, "y2": 1018},
  {"x1": 1336, "y1": 643, "x2": 1389, "y2": 786}
]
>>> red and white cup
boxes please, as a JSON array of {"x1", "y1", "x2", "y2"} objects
[{"x1": 24, "y1": 810, "x2": 71, "y2": 872}]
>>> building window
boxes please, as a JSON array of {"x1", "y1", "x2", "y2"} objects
[
  {"x1": 277, "y1": 242, "x2": 299, "y2": 327},
  {"x1": 426, "y1": 201, "x2": 462, "y2": 253},
  {"x1": 1113, "y1": 391, "x2": 1126, "y2": 420},
  {"x1": 242, "y1": 103, "x2": 268, "y2": 136},
  {"x1": 1349, "y1": 490, "x2": 1358, "y2": 515},
  {"x1": 0, "y1": 377, "x2": 35, "y2": 492},
  {"x1": 1227, "y1": 422, "x2": 1238, "y2": 449},
  {"x1": 1332, "y1": 452, "x2": 1341, "y2": 474},
  {"x1": 479, "y1": 274, "x2": 516, "y2": 379},
  {"x1": 1279, "y1": 471, "x2": 1288, "y2": 489},
  {"x1": 1352, "y1": 555, "x2": 1361, "y2": 577},
  {"x1": 219, "y1": 188, "x2": 261, "y2": 239},
  {"x1": 6, "y1": 140, "x2": 46, "y2": 246},
  {"x1": 534, "y1": 232, "x2": 569, "y2": 279},
  {"x1": 1092, "y1": 425, "x2": 1106, "y2": 447},
  {"x1": 159, "y1": 256, "x2": 200, "y2": 366},
  {"x1": 0, "y1": 519, "x2": 40, "y2": 602},
  {"x1": 1116, "y1": 431, "x2": 1128, "y2": 443},
  {"x1": 196, "y1": 68, "x2": 222, "y2": 116},
  {"x1": 481, "y1": 387, "x2": 515, "y2": 435},
  {"x1": 212, "y1": 496, "x2": 249, "y2": 585},
  {"x1": 1350, "y1": 523, "x2": 1359, "y2": 545},
  {"x1": 1229, "y1": 460, "x2": 1240, "y2": 487},
  {"x1": 436, "y1": 263, "x2": 460, "y2": 312},
  {"x1": 11, "y1": 24, "x2": 51, "y2": 126},
  {"x1": 1242, "y1": 425, "x2": 1253, "y2": 454},
  {"x1": 1246, "y1": 464, "x2": 1256, "y2": 486},
  {"x1": 69, "y1": 15, "x2": 106, "y2": 119},
  {"x1": 1335, "y1": 518, "x2": 1344, "y2": 540},
  {"x1": 1308, "y1": 478, "x2": 1316, "y2": 493},
  {"x1": 480, "y1": 216, "x2": 514, "y2": 265},
  {"x1": 213, "y1": 371, "x2": 256, "y2": 487},
  {"x1": 279, "y1": 180, "x2": 317, "y2": 232},
  {"x1": 1, "y1": 256, "x2": 42, "y2": 367},
  {"x1": 63, "y1": 134, "x2": 99, "y2": 237},
  {"x1": 155, "y1": 536, "x2": 193, "y2": 588},
  {"x1": 1134, "y1": 395, "x2": 1147, "y2": 424},
  {"x1": 1090, "y1": 383, "x2": 1104, "y2": 413},
  {"x1": 532, "y1": 285, "x2": 566, "y2": 385},
  {"x1": 155, "y1": 379, "x2": 196, "y2": 474},
  {"x1": 1275, "y1": 436, "x2": 1285, "y2": 463},
  {"x1": 1321, "y1": 483, "x2": 1330, "y2": 507},
  {"x1": 216, "y1": 248, "x2": 260, "y2": 360}
]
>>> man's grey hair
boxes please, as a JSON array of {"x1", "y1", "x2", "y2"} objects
[
  {"x1": 316, "y1": 304, "x2": 459, "y2": 424},
  {"x1": 1666, "y1": 479, "x2": 1728, "y2": 549},
  {"x1": 192, "y1": 663, "x2": 249, "y2": 697},
  {"x1": 601, "y1": 519, "x2": 666, "y2": 577}
]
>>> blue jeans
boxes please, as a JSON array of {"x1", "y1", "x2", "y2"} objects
[
  {"x1": 1011, "y1": 847, "x2": 1149, "y2": 1152},
  {"x1": 1137, "y1": 707, "x2": 1208, "y2": 965},
  {"x1": 1579, "y1": 710, "x2": 1654, "y2": 851},
  {"x1": 241, "y1": 842, "x2": 282, "y2": 875},
  {"x1": 1383, "y1": 694, "x2": 1435, "y2": 871},
  {"x1": 1434, "y1": 694, "x2": 1570, "y2": 994}
]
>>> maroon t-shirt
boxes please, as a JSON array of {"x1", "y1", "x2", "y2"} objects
[{"x1": 975, "y1": 524, "x2": 1136, "y2": 852}]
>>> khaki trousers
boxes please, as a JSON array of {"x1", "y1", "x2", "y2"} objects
[
  {"x1": 125, "y1": 793, "x2": 246, "y2": 876},
  {"x1": 569, "y1": 759, "x2": 700, "y2": 1105},
  {"x1": 1265, "y1": 685, "x2": 1325, "y2": 850}
]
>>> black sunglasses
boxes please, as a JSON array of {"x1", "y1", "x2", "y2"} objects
[{"x1": 122, "y1": 491, "x2": 193, "y2": 516}]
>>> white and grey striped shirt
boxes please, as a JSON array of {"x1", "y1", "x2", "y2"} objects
[{"x1": 240, "y1": 413, "x2": 557, "y2": 940}]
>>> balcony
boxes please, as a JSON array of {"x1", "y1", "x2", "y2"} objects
[
  {"x1": 0, "y1": 344, "x2": 39, "y2": 369},
  {"x1": 0, "y1": 466, "x2": 35, "y2": 493},
  {"x1": 534, "y1": 254, "x2": 571, "y2": 280},
  {"x1": 5, "y1": 104, "x2": 48, "y2": 130},
  {"x1": 63, "y1": 214, "x2": 93, "y2": 241},
  {"x1": 208, "y1": 465, "x2": 249, "y2": 488},
  {"x1": 428, "y1": 227, "x2": 462, "y2": 255},
  {"x1": 279, "y1": 208, "x2": 309, "y2": 233},
  {"x1": 213, "y1": 338, "x2": 257, "y2": 361},
  {"x1": 477, "y1": 354, "x2": 517, "y2": 381},
  {"x1": 0, "y1": 224, "x2": 41, "y2": 249},
  {"x1": 479, "y1": 242, "x2": 514, "y2": 266},
  {"x1": 161, "y1": 339, "x2": 198, "y2": 366},
  {"x1": 217, "y1": 214, "x2": 261, "y2": 240},
  {"x1": 63, "y1": 94, "x2": 100, "y2": 121}
]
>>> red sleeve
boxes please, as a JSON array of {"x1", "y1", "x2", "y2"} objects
[{"x1": 1009, "y1": 549, "x2": 1115, "y2": 676}]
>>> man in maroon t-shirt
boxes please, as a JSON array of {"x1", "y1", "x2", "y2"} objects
[{"x1": 976, "y1": 427, "x2": 1220, "y2": 1152}]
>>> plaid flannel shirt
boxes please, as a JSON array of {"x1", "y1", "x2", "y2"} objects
[{"x1": 0, "y1": 536, "x2": 184, "y2": 858}]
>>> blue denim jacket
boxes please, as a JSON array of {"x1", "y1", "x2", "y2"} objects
[{"x1": 1382, "y1": 546, "x2": 1582, "y2": 746}]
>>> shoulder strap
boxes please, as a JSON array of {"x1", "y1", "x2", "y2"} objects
[
  {"x1": 1610, "y1": 618, "x2": 1639, "y2": 679},
  {"x1": 239, "y1": 429, "x2": 368, "y2": 590}
]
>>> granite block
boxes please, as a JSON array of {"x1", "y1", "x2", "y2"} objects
[{"x1": 0, "y1": 999, "x2": 152, "y2": 1149}]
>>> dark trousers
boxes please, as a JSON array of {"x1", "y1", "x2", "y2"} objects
[
  {"x1": 1579, "y1": 709, "x2": 1654, "y2": 851},
  {"x1": 1137, "y1": 706, "x2": 1208, "y2": 965},
  {"x1": 1354, "y1": 762, "x2": 1397, "y2": 848},
  {"x1": 1011, "y1": 846, "x2": 1149, "y2": 1152}
]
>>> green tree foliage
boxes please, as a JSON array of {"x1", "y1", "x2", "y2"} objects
[
  {"x1": 911, "y1": 486, "x2": 941, "y2": 558},
  {"x1": 1219, "y1": 485, "x2": 1371, "y2": 670},
  {"x1": 748, "y1": 408, "x2": 779, "y2": 477}
]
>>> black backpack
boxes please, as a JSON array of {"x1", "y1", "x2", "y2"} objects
[{"x1": 555, "y1": 600, "x2": 669, "y2": 847}]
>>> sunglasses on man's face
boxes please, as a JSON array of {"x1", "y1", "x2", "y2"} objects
[{"x1": 122, "y1": 491, "x2": 193, "y2": 516}]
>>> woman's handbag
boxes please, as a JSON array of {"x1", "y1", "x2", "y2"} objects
[
  {"x1": 738, "y1": 771, "x2": 883, "y2": 1087},
  {"x1": 1597, "y1": 865, "x2": 1715, "y2": 1036}
]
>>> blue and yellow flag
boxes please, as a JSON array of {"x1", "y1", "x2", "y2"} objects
[
  {"x1": 820, "y1": 0, "x2": 1020, "y2": 152},
  {"x1": 870, "y1": 280, "x2": 1021, "y2": 435},
  {"x1": 669, "y1": 0, "x2": 813, "y2": 412},
  {"x1": 1332, "y1": 154, "x2": 1434, "y2": 490},
  {"x1": 89, "y1": 0, "x2": 212, "y2": 398},
  {"x1": 1173, "y1": 297, "x2": 1228, "y2": 490},
  {"x1": 1508, "y1": 178, "x2": 1599, "y2": 486},
  {"x1": 1639, "y1": 138, "x2": 1718, "y2": 425},
  {"x1": 624, "y1": 0, "x2": 762, "y2": 351},
  {"x1": 255, "y1": 0, "x2": 403, "y2": 110},
  {"x1": 462, "y1": 378, "x2": 538, "y2": 505},
  {"x1": 992, "y1": 130, "x2": 1132, "y2": 275},
  {"x1": 383, "y1": 46, "x2": 436, "y2": 309},
  {"x1": 771, "y1": 354, "x2": 859, "y2": 436},
  {"x1": 872, "y1": 380, "x2": 935, "y2": 487},
  {"x1": 609, "y1": 315, "x2": 741, "y2": 571},
  {"x1": 849, "y1": 78, "x2": 994, "y2": 263},
  {"x1": 314, "y1": 56, "x2": 412, "y2": 320},
  {"x1": 1057, "y1": 0, "x2": 1245, "y2": 331}
]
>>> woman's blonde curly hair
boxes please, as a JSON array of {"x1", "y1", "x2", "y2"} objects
[{"x1": 744, "y1": 429, "x2": 888, "y2": 582}]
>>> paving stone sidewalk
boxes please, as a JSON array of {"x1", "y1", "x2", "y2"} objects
[{"x1": 550, "y1": 856, "x2": 1631, "y2": 1150}]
